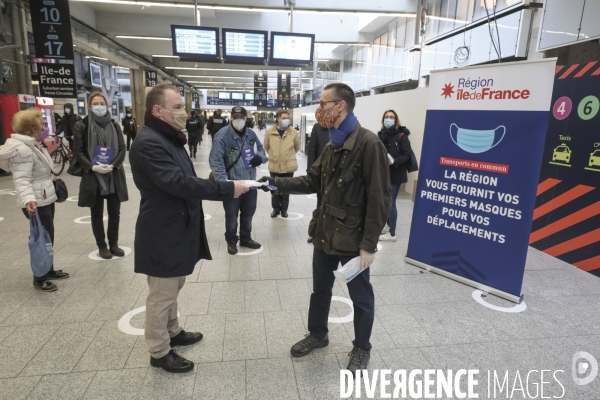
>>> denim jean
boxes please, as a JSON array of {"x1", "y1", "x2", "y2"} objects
[
  {"x1": 223, "y1": 189, "x2": 257, "y2": 243},
  {"x1": 387, "y1": 184, "x2": 401, "y2": 236},
  {"x1": 308, "y1": 248, "x2": 375, "y2": 350}
]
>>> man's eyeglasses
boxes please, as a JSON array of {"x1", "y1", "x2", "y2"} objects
[{"x1": 318, "y1": 100, "x2": 340, "y2": 108}]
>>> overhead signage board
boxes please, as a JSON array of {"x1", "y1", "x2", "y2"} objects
[
  {"x1": 405, "y1": 59, "x2": 557, "y2": 302},
  {"x1": 192, "y1": 91, "x2": 199, "y2": 102},
  {"x1": 269, "y1": 31, "x2": 314, "y2": 66},
  {"x1": 171, "y1": 25, "x2": 220, "y2": 62},
  {"x1": 38, "y1": 62, "x2": 77, "y2": 98},
  {"x1": 277, "y1": 72, "x2": 291, "y2": 108},
  {"x1": 144, "y1": 70, "x2": 157, "y2": 87},
  {"x1": 254, "y1": 71, "x2": 267, "y2": 107},
  {"x1": 222, "y1": 28, "x2": 267, "y2": 65},
  {"x1": 30, "y1": 0, "x2": 75, "y2": 60},
  {"x1": 176, "y1": 84, "x2": 185, "y2": 97}
]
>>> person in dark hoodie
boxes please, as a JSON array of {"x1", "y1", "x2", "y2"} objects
[
  {"x1": 56, "y1": 103, "x2": 81, "y2": 155},
  {"x1": 185, "y1": 110, "x2": 203, "y2": 158},
  {"x1": 122, "y1": 107, "x2": 138, "y2": 151},
  {"x1": 377, "y1": 109, "x2": 412, "y2": 242}
]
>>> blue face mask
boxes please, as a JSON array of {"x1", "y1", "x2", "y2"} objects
[
  {"x1": 92, "y1": 105, "x2": 107, "y2": 117},
  {"x1": 281, "y1": 119, "x2": 290, "y2": 128},
  {"x1": 450, "y1": 123, "x2": 506, "y2": 154},
  {"x1": 383, "y1": 119, "x2": 395, "y2": 129}
]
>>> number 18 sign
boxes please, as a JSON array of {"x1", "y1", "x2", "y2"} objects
[{"x1": 30, "y1": 0, "x2": 74, "y2": 60}]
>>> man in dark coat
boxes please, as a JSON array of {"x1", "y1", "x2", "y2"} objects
[
  {"x1": 185, "y1": 110, "x2": 203, "y2": 158},
  {"x1": 206, "y1": 109, "x2": 226, "y2": 143},
  {"x1": 258, "y1": 83, "x2": 391, "y2": 373},
  {"x1": 305, "y1": 122, "x2": 330, "y2": 243},
  {"x1": 129, "y1": 84, "x2": 249, "y2": 374}
]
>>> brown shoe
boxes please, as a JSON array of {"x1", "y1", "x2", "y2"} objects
[
  {"x1": 109, "y1": 245, "x2": 125, "y2": 257},
  {"x1": 98, "y1": 247, "x2": 113, "y2": 259}
]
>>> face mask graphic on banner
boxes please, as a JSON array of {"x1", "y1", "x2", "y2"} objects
[{"x1": 450, "y1": 123, "x2": 506, "y2": 154}]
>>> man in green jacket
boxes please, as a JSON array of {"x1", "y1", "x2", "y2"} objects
[{"x1": 259, "y1": 83, "x2": 391, "y2": 373}]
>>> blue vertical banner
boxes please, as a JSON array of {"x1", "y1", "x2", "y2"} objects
[{"x1": 405, "y1": 60, "x2": 557, "y2": 302}]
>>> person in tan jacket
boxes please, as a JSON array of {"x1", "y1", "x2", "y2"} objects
[{"x1": 264, "y1": 110, "x2": 300, "y2": 218}]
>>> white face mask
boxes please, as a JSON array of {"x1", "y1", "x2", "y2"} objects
[
  {"x1": 232, "y1": 119, "x2": 245, "y2": 131},
  {"x1": 65, "y1": 109, "x2": 71, "y2": 114},
  {"x1": 281, "y1": 119, "x2": 290, "y2": 128}
]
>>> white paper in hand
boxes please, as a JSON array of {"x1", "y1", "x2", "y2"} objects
[
  {"x1": 333, "y1": 257, "x2": 366, "y2": 283},
  {"x1": 243, "y1": 180, "x2": 268, "y2": 188}
]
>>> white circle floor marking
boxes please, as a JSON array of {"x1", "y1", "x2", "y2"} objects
[
  {"x1": 125, "y1": 173, "x2": 133, "y2": 178},
  {"x1": 122, "y1": 163, "x2": 130, "y2": 167},
  {"x1": 277, "y1": 212, "x2": 304, "y2": 220},
  {"x1": 118, "y1": 306, "x2": 180, "y2": 336},
  {"x1": 0, "y1": 189, "x2": 17, "y2": 196},
  {"x1": 232, "y1": 246, "x2": 264, "y2": 256},
  {"x1": 88, "y1": 246, "x2": 132, "y2": 260},
  {"x1": 66, "y1": 196, "x2": 79, "y2": 202},
  {"x1": 193, "y1": 162, "x2": 206, "y2": 165},
  {"x1": 74, "y1": 215, "x2": 107, "y2": 224},
  {"x1": 377, "y1": 243, "x2": 382, "y2": 251},
  {"x1": 329, "y1": 296, "x2": 354, "y2": 323},
  {"x1": 472, "y1": 290, "x2": 527, "y2": 313},
  {"x1": 307, "y1": 194, "x2": 318, "y2": 200},
  {"x1": 204, "y1": 214, "x2": 212, "y2": 220},
  {"x1": 0, "y1": 217, "x2": 4, "y2": 222},
  {"x1": 260, "y1": 169, "x2": 269, "y2": 173}
]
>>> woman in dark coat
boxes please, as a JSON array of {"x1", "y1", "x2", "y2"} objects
[
  {"x1": 55, "y1": 103, "x2": 81, "y2": 155},
  {"x1": 377, "y1": 109, "x2": 412, "y2": 242},
  {"x1": 73, "y1": 92, "x2": 129, "y2": 259}
]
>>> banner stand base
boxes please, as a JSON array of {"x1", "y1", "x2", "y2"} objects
[{"x1": 404, "y1": 256, "x2": 523, "y2": 304}]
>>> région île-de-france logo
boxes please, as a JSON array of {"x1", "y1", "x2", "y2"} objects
[{"x1": 441, "y1": 83, "x2": 455, "y2": 99}]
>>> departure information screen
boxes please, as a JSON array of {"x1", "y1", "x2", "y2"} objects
[
  {"x1": 173, "y1": 27, "x2": 217, "y2": 56},
  {"x1": 231, "y1": 93, "x2": 244, "y2": 100},
  {"x1": 224, "y1": 31, "x2": 266, "y2": 58},
  {"x1": 218, "y1": 92, "x2": 230, "y2": 99},
  {"x1": 272, "y1": 34, "x2": 313, "y2": 61}
]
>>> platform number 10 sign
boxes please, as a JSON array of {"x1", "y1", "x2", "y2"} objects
[
  {"x1": 145, "y1": 70, "x2": 158, "y2": 87},
  {"x1": 30, "y1": 0, "x2": 74, "y2": 60}
]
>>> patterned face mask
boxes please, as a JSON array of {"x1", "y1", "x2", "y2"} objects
[{"x1": 315, "y1": 106, "x2": 339, "y2": 129}]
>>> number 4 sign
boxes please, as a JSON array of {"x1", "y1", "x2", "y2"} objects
[{"x1": 553, "y1": 96, "x2": 572, "y2": 120}]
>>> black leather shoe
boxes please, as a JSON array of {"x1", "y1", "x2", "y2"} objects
[
  {"x1": 281, "y1": 211, "x2": 288, "y2": 218},
  {"x1": 170, "y1": 330, "x2": 203, "y2": 346},
  {"x1": 239, "y1": 238, "x2": 261, "y2": 249},
  {"x1": 150, "y1": 350, "x2": 194, "y2": 373},
  {"x1": 290, "y1": 334, "x2": 329, "y2": 357},
  {"x1": 227, "y1": 242, "x2": 238, "y2": 255},
  {"x1": 46, "y1": 270, "x2": 69, "y2": 280},
  {"x1": 33, "y1": 280, "x2": 57, "y2": 292},
  {"x1": 271, "y1": 210, "x2": 279, "y2": 218},
  {"x1": 307, "y1": 236, "x2": 313, "y2": 243},
  {"x1": 346, "y1": 347, "x2": 370, "y2": 373}
]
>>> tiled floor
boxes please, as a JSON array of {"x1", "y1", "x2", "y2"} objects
[{"x1": 0, "y1": 129, "x2": 599, "y2": 399}]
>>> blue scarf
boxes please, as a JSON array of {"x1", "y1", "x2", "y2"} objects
[{"x1": 329, "y1": 112, "x2": 357, "y2": 148}]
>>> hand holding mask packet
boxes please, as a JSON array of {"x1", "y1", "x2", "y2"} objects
[
  {"x1": 333, "y1": 257, "x2": 367, "y2": 283},
  {"x1": 242, "y1": 180, "x2": 278, "y2": 191}
]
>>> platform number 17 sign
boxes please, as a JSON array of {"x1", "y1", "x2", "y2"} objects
[{"x1": 30, "y1": 0, "x2": 75, "y2": 60}]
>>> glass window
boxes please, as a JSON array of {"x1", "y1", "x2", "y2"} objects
[
  {"x1": 396, "y1": 17, "x2": 407, "y2": 48},
  {"x1": 425, "y1": 0, "x2": 442, "y2": 41},
  {"x1": 406, "y1": 17, "x2": 416, "y2": 46},
  {"x1": 456, "y1": 0, "x2": 475, "y2": 23}
]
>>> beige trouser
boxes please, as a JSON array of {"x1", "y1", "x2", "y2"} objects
[{"x1": 145, "y1": 275, "x2": 186, "y2": 359}]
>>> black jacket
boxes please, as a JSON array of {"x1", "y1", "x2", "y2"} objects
[
  {"x1": 56, "y1": 103, "x2": 81, "y2": 139},
  {"x1": 207, "y1": 114, "x2": 227, "y2": 134},
  {"x1": 121, "y1": 116, "x2": 137, "y2": 135},
  {"x1": 129, "y1": 117, "x2": 234, "y2": 278},
  {"x1": 306, "y1": 123, "x2": 330, "y2": 171},
  {"x1": 185, "y1": 116, "x2": 203, "y2": 137},
  {"x1": 378, "y1": 126, "x2": 412, "y2": 185},
  {"x1": 274, "y1": 122, "x2": 391, "y2": 256},
  {"x1": 73, "y1": 116, "x2": 129, "y2": 207}
]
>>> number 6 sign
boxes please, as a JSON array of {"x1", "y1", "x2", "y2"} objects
[{"x1": 553, "y1": 96, "x2": 572, "y2": 120}]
